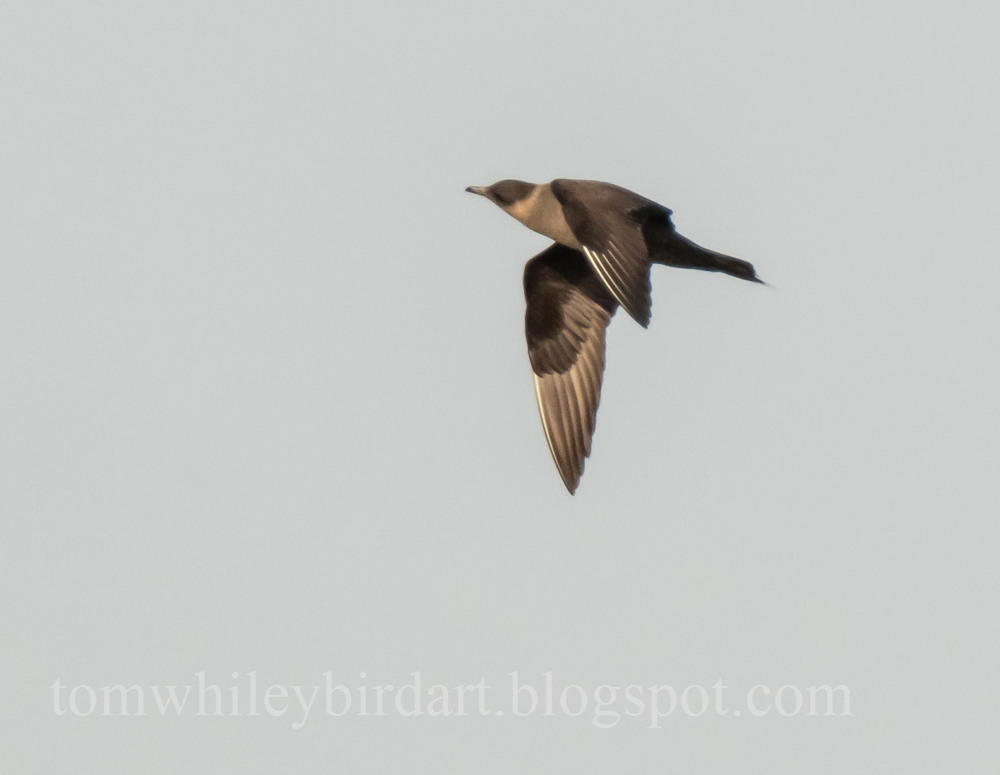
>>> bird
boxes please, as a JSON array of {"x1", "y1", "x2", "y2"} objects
[{"x1": 466, "y1": 178, "x2": 763, "y2": 493}]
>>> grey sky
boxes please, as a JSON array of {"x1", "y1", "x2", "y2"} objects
[{"x1": 3, "y1": 1, "x2": 999, "y2": 772}]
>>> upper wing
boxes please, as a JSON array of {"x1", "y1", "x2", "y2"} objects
[
  {"x1": 524, "y1": 244, "x2": 617, "y2": 494},
  {"x1": 551, "y1": 179, "x2": 673, "y2": 328}
]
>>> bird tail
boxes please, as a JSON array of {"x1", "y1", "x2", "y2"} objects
[
  {"x1": 654, "y1": 232, "x2": 764, "y2": 284},
  {"x1": 711, "y1": 254, "x2": 764, "y2": 284}
]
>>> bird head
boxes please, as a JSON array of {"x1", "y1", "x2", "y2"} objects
[{"x1": 465, "y1": 180, "x2": 536, "y2": 213}]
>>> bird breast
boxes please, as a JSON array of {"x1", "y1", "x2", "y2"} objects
[{"x1": 507, "y1": 184, "x2": 581, "y2": 250}]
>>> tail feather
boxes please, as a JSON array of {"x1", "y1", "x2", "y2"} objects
[
  {"x1": 712, "y1": 254, "x2": 764, "y2": 283},
  {"x1": 652, "y1": 232, "x2": 763, "y2": 284}
]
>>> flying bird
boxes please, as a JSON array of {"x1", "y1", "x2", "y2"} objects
[{"x1": 466, "y1": 178, "x2": 763, "y2": 493}]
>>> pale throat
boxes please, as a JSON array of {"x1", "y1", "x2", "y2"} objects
[{"x1": 506, "y1": 184, "x2": 581, "y2": 249}]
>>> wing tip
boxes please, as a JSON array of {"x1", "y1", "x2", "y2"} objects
[
  {"x1": 533, "y1": 373, "x2": 588, "y2": 496},
  {"x1": 581, "y1": 246, "x2": 652, "y2": 328},
  {"x1": 560, "y1": 469, "x2": 581, "y2": 495},
  {"x1": 627, "y1": 304, "x2": 651, "y2": 328}
]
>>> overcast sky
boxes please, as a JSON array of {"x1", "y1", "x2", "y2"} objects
[{"x1": 3, "y1": 1, "x2": 999, "y2": 772}]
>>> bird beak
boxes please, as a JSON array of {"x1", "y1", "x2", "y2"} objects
[{"x1": 465, "y1": 186, "x2": 489, "y2": 197}]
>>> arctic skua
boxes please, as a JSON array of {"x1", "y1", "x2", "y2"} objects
[{"x1": 466, "y1": 178, "x2": 763, "y2": 493}]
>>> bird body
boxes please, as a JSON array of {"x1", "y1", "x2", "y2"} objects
[{"x1": 467, "y1": 178, "x2": 763, "y2": 493}]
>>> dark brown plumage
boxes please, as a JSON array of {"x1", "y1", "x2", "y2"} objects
[
  {"x1": 524, "y1": 245, "x2": 617, "y2": 493},
  {"x1": 467, "y1": 178, "x2": 763, "y2": 493}
]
